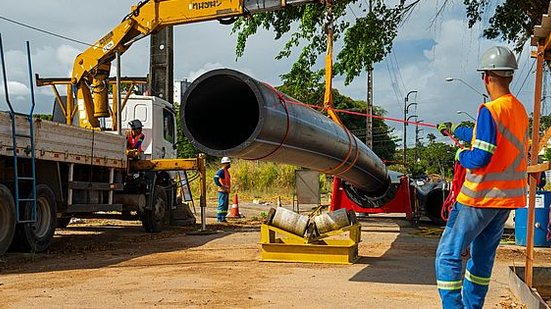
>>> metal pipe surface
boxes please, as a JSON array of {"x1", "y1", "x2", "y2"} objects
[{"x1": 181, "y1": 69, "x2": 389, "y2": 195}]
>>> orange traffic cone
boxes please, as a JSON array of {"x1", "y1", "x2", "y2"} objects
[{"x1": 227, "y1": 193, "x2": 243, "y2": 218}]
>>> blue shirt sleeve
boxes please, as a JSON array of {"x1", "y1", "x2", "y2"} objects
[
  {"x1": 213, "y1": 169, "x2": 224, "y2": 186},
  {"x1": 458, "y1": 107, "x2": 497, "y2": 169},
  {"x1": 454, "y1": 126, "x2": 473, "y2": 143}
]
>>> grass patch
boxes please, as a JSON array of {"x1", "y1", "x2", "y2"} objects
[{"x1": 188, "y1": 159, "x2": 330, "y2": 202}]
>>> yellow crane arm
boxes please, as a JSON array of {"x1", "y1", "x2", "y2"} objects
[{"x1": 71, "y1": 0, "x2": 319, "y2": 126}]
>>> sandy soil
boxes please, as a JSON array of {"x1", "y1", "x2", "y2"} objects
[{"x1": 0, "y1": 202, "x2": 549, "y2": 308}]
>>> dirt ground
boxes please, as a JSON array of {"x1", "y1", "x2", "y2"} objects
[{"x1": 0, "y1": 202, "x2": 550, "y2": 308}]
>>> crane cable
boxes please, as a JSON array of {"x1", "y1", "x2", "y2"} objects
[
  {"x1": 320, "y1": 1, "x2": 362, "y2": 177},
  {"x1": 318, "y1": 1, "x2": 463, "y2": 222}
]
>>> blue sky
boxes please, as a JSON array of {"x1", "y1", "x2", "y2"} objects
[{"x1": 0, "y1": 0, "x2": 540, "y2": 148}]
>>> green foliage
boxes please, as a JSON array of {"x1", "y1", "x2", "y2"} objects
[
  {"x1": 224, "y1": 160, "x2": 297, "y2": 195},
  {"x1": 396, "y1": 141, "x2": 456, "y2": 178},
  {"x1": 427, "y1": 133, "x2": 437, "y2": 144},
  {"x1": 232, "y1": 0, "x2": 415, "y2": 86},
  {"x1": 276, "y1": 84, "x2": 397, "y2": 162},
  {"x1": 528, "y1": 114, "x2": 551, "y2": 138},
  {"x1": 543, "y1": 147, "x2": 551, "y2": 162},
  {"x1": 174, "y1": 102, "x2": 201, "y2": 159},
  {"x1": 33, "y1": 114, "x2": 53, "y2": 121},
  {"x1": 371, "y1": 106, "x2": 398, "y2": 162},
  {"x1": 334, "y1": 1, "x2": 403, "y2": 84},
  {"x1": 189, "y1": 159, "x2": 330, "y2": 199},
  {"x1": 463, "y1": 0, "x2": 549, "y2": 51}
]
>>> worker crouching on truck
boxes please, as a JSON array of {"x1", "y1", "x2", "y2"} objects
[
  {"x1": 214, "y1": 157, "x2": 231, "y2": 223},
  {"x1": 435, "y1": 46, "x2": 529, "y2": 309},
  {"x1": 126, "y1": 119, "x2": 145, "y2": 159}
]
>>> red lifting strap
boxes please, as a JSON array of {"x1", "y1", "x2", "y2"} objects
[{"x1": 441, "y1": 161, "x2": 467, "y2": 222}]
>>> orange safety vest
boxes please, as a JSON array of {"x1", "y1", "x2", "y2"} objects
[
  {"x1": 126, "y1": 131, "x2": 144, "y2": 151},
  {"x1": 218, "y1": 168, "x2": 231, "y2": 193},
  {"x1": 456, "y1": 94, "x2": 529, "y2": 208}
]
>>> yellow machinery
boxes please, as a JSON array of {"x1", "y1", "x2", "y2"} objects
[
  {"x1": 260, "y1": 207, "x2": 361, "y2": 264},
  {"x1": 64, "y1": 0, "x2": 318, "y2": 130},
  {"x1": 260, "y1": 222, "x2": 361, "y2": 264},
  {"x1": 43, "y1": 0, "x2": 360, "y2": 261}
]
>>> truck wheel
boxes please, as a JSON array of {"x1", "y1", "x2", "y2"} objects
[
  {"x1": 141, "y1": 186, "x2": 168, "y2": 233},
  {"x1": 0, "y1": 185, "x2": 16, "y2": 255},
  {"x1": 14, "y1": 184, "x2": 57, "y2": 253}
]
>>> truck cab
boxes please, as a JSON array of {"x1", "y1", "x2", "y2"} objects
[
  {"x1": 54, "y1": 95, "x2": 178, "y2": 160},
  {"x1": 105, "y1": 96, "x2": 178, "y2": 160}
]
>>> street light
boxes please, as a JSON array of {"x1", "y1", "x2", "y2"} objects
[
  {"x1": 404, "y1": 90, "x2": 418, "y2": 166},
  {"x1": 445, "y1": 77, "x2": 488, "y2": 103},
  {"x1": 456, "y1": 110, "x2": 476, "y2": 121}
]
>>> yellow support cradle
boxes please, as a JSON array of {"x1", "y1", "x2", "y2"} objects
[{"x1": 259, "y1": 223, "x2": 361, "y2": 265}]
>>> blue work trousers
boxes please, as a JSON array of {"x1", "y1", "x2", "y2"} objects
[
  {"x1": 435, "y1": 202, "x2": 511, "y2": 309},
  {"x1": 217, "y1": 192, "x2": 229, "y2": 222}
]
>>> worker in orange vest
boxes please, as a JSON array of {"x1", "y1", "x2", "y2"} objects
[
  {"x1": 126, "y1": 119, "x2": 145, "y2": 159},
  {"x1": 214, "y1": 157, "x2": 231, "y2": 222},
  {"x1": 435, "y1": 46, "x2": 528, "y2": 309}
]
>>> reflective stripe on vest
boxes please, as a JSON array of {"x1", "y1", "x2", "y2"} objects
[{"x1": 456, "y1": 95, "x2": 528, "y2": 208}]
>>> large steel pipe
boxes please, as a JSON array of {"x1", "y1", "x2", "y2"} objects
[{"x1": 181, "y1": 69, "x2": 390, "y2": 196}]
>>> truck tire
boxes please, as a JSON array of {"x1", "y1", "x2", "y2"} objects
[
  {"x1": 141, "y1": 186, "x2": 168, "y2": 233},
  {"x1": 0, "y1": 185, "x2": 16, "y2": 255},
  {"x1": 14, "y1": 184, "x2": 57, "y2": 253}
]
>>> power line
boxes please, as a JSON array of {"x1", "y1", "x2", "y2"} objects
[
  {"x1": 0, "y1": 14, "x2": 93, "y2": 47},
  {"x1": 385, "y1": 58, "x2": 403, "y2": 107},
  {"x1": 513, "y1": 48, "x2": 530, "y2": 91},
  {"x1": 391, "y1": 51, "x2": 407, "y2": 95},
  {"x1": 515, "y1": 59, "x2": 536, "y2": 95},
  {"x1": 347, "y1": 4, "x2": 358, "y2": 19}
]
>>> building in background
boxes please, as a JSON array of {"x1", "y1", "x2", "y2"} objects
[{"x1": 174, "y1": 79, "x2": 191, "y2": 106}]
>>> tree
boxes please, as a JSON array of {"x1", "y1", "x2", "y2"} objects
[
  {"x1": 463, "y1": 0, "x2": 549, "y2": 51},
  {"x1": 232, "y1": 0, "x2": 419, "y2": 87},
  {"x1": 33, "y1": 114, "x2": 53, "y2": 121},
  {"x1": 174, "y1": 103, "x2": 201, "y2": 159},
  {"x1": 418, "y1": 142, "x2": 456, "y2": 178},
  {"x1": 277, "y1": 83, "x2": 396, "y2": 162},
  {"x1": 427, "y1": 133, "x2": 437, "y2": 144}
]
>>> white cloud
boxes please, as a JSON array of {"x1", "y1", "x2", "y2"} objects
[
  {"x1": 0, "y1": 81, "x2": 30, "y2": 97},
  {"x1": 56, "y1": 44, "x2": 80, "y2": 68},
  {"x1": 186, "y1": 62, "x2": 226, "y2": 81}
]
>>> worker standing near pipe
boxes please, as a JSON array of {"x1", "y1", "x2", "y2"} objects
[
  {"x1": 434, "y1": 46, "x2": 529, "y2": 309},
  {"x1": 214, "y1": 157, "x2": 232, "y2": 223}
]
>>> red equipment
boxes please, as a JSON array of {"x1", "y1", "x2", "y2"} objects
[{"x1": 330, "y1": 176, "x2": 415, "y2": 220}]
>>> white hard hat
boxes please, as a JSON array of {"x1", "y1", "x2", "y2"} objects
[
  {"x1": 477, "y1": 46, "x2": 518, "y2": 77},
  {"x1": 221, "y1": 157, "x2": 231, "y2": 164}
]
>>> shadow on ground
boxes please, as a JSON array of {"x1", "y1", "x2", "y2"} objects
[
  {"x1": 350, "y1": 217, "x2": 441, "y2": 285},
  {"x1": 0, "y1": 220, "x2": 260, "y2": 275}
]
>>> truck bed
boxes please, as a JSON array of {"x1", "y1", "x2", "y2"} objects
[{"x1": 0, "y1": 112, "x2": 127, "y2": 169}]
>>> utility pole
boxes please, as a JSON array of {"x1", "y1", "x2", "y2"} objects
[
  {"x1": 415, "y1": 120, "x2": 424, "y2": 163},
  {"x1": 366, "y1": 69, "x2": 373, "y2": 148},
  {"x1": 366, "y1": 0, "x2": 373, "y2": 148},
  {"x1": 149, "y1": 26, "x2": 174, "y2": 104},
  {"x1": 403, "y1": 90, "x2": 418, "y2": 167}
]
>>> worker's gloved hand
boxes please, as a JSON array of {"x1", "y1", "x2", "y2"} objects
[
  {"x1": 437, "y1": 122, "x2": 459, "y2": 136},
  {"x1": 455, "y1": 148, "x2": 465, "y2": 161}
]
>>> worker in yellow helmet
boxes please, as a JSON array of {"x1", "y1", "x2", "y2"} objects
[{"x1": 435, "y1": 46, "x2": 529, "y2": 309}]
